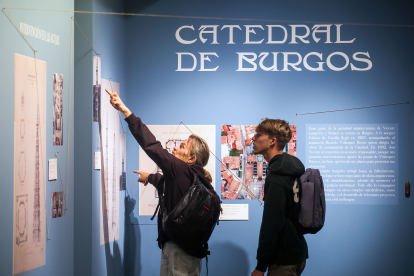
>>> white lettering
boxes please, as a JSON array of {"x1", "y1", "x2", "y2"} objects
[
  {"x1": 303, "y1": 52, "x2": 325, "y2": 71},
  {"x1": 175, "y1": 25, "x2": 197, "y2": 44},
  {"x1": 290, "y1": 25, "x2": 310, "y2": 44},
  {"x1": 236, "y1": 52, "x2": 257, "y2": 71},
  {"x1": 244, "y1": 25, "x2": 265, "y2": 44},
  {"x1": 221, "y1": 25, "x2": 241, "y2": 44},
  {"x1": 335, "y1": 24, "x2": 355, "y2": 43},
  {"x1": 312, "y1": 24, "x2": 332, "y2": 43},
  {"x1": 326, "y1": 52, "x2": 349, "y2": 71},
  {"x1": 199, "y1": 53, "x2": 219, "y2": 71},
  {"x1": 282, "y1": 52, "x2": 303, "y2": 71},
  {"x1": 258, "y1": 52, "x2": 278, "y2": 71},
  {"x1": 266, "y1": 25, "x2": 288, "y2": 44},
  {"x1": 351, "y1": 52, "x2": 372, "y2": 71},
  {"x1": 176, "y1": 53, "x2": 197, "y2": 71},
  {"x1": 199, "y1": 25, "x2": 219, "y2": 44}
]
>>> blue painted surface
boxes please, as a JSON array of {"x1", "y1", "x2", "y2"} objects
[
  {"x1": 0, "y1": 1, "x2": 74, "y2": 275},
  {"x1": 122, "y1": 1, "x2": 414, "y2": 275},
  {"x1": 74, "y1": 0, "x2": 93, "y2": 274},
  {"x1": 91, "y1": 0, "x2": 127, "y2": 275},
  {"x1": 1, "y1": 0, "x2": 413, "y2": 276}
]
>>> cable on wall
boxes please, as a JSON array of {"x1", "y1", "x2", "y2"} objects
[{"x1": 3, "y1": 7, "x2": 414, "y2": 28}]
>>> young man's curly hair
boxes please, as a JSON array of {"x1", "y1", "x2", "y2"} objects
[{"x1": 256, "y1": 118, "x2": 292, "y2": 151}]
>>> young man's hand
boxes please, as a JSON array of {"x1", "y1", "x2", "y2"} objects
[
  {"x1": 251, "y1": 269, "x2": 265, "y2": 276},
  {"x1": 133, "y1": 170, "x2": 150, "y2": 186}
]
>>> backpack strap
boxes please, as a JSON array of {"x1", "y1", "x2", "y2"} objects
[
  {"x1": 150, "y1": 181, "x2": 165, "y2": 221},
  {"x1": 287, "y1": 176, "x2": 302, "y2": 233},
  {"x1": 150, "y1": 202, "x2": 160, "y2": 221},
  {"x1": 204, "y1": 243, "x2": 210, "y2": 276}
]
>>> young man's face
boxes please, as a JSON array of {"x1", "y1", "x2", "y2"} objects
[
  {"x1": 252, "y1": 131, "x2": 273, "y2": 155},
  {"x1": 172, "y1": 139, "x2": 192, "y2": 163}
]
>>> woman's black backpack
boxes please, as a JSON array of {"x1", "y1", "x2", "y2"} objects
[{"x1": 151, "y1": 168, "x2": 221, "y2": 258}]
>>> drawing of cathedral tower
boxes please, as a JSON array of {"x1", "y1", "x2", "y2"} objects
[
  {"x1": 33, "y1": 111, "x2": 41, "y2": 243},
  {"x1": 112, "y1": 133, "x2": 117, "y2": 231},
  {"x1": 120, "y1": 156, "x2": 126, "y2": 191},
  {"x1": 93, "y1": 58, "x2": 101, "y2": 122},
  {"x1": 104, "y1": 115, "x2": 109, "y2": 224}
]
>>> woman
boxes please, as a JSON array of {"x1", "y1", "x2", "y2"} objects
[{"x1": 106, "y1": 89, "x2": 213, "y2": 276}]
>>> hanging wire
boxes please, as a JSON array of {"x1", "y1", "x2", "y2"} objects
[
  {"x1": 47, "y1": 152, "x2": 59, "y2": 240},
  {"x1": 4, "y1": 7, "x2": 414, "y2": 28},
  {"x1": 2, "y1": 8, "x2": 36, "y2": 52},
  {"x1": 295, "y1": 102, "x2": 408, "y2": 117}
]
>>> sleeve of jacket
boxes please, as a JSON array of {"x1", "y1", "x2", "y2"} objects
[
  {"x1": 125, "y1": 114, "x2": 176, "y2": 178},
  {"x1": 256, "y1": 183, "x2": 288, "y2": 272},
  {"x1": 148, "y1": 173, "x2": 163, "y2": 190}
]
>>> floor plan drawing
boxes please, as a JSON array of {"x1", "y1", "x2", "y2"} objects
[
  {"x1": 99, "y1": 79, "x2": 119, "y2": 244},
  {"x1": 13, "y1": 54, "x2": 46, "y2": 275},
  {"x1": 16, "y1": 195, "x2": 28, "y2": 247},
  {"x1": 138, "y1": 125, "x2": 215, "y2": 216}
]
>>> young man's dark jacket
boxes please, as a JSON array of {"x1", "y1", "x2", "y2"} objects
[
  {"x1": 256, "y1": 153, "x2": 308, "y2": 272},
  {"x1": 125, "y1": 114, "x2": 213, "y2": 249}
]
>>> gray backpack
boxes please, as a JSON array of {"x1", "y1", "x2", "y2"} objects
[{"x1": 291, "y1": 168, "x2": 326, "y2": 235}]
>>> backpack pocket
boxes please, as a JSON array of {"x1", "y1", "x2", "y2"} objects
[{"x1": 299, "y1": 181, "x2": 314, "y2": 227}]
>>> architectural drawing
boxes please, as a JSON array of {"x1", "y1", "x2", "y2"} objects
[
  {"x1": 16, "y1": 195, "x2": 28, "y2": 246},
  {"x1": 13, "y1": 54, "x2": 46, "y2": 275},
  {"x1": 119, "y1": 134, "x2": 126, "y2": 191},
  {"x1": 33, "y1": 111, "x2": 41, "y2": 243},
  {"x1": 18, "y1": 151, "x2": 26, "y2": 185},
  {"x1": 53, "y1": 73, "x2": 63, "y2": 145},
  {"x1": 104, "y1": 115, "x2": 109, "y2": 226},
  {"x1": 221, "y1": 125, "x2": 296, "y2": 200},
  {"x1": 139, "y1": 125, "x2": 215, "y2": 216},
  {"x1": 52, "y1": 192, "x2": 63, "y2": 218},
  {"x1": 93, "y1": 56, "x2": 101, "y2": 122},
  {"x1": 112, "y1": 134, "x2": 117, "y2": 231},
  {"x1": 99, "y1": 79, "x2": 119, "y2": 244}
]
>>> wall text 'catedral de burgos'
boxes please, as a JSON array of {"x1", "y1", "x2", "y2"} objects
[{"x1": 175, "y1": 24, "x2": 372, "y2": 72}]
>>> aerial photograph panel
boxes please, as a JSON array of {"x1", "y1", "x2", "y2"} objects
[{"x1": 221, "y1": 124, "x2": 296, "y2": 200}]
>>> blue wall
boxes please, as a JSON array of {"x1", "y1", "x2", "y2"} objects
[
  {"x1": 1, "y1": 0, "x2": 413, "y2": 275},
  {"x1": 92, "y1": 0, "x2": 127, "y2": 275},
  {"x1": 0, "y1": 1, "x2": 75, "y2": 275},
  {"x1": 122, "y1": 0, "x2": 414, "y2": 275},
  {"x1": 74, "y1": 0, "x2": 127, "y2": 275},
  {"x1": 73, "y1": 0, "x2": 93, "y2": 274}
]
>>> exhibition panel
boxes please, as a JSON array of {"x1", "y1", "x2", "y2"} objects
[{"x1": 0, "y1": 0, "x2": 413, "y2": 276}]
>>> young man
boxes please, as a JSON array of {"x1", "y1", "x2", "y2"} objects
[
  {"x1": 251, "y1": 119, "x2": 307, "y2": 276},
  {"x1": 105, "y1": 89, "x2": 213, "y2": 276}
]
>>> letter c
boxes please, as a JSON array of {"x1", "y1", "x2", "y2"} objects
[{"x1": 175, "y1": 25, "x2": 197, "y2": 44}]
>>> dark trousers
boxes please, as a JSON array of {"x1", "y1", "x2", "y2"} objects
[{"x1": 267, "y1": 260, "x2": 306, "y2": 276}]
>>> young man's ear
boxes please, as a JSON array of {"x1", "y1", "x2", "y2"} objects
[{"x1": 270, "y1": 137, "x2": 277, "y2": 147}]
